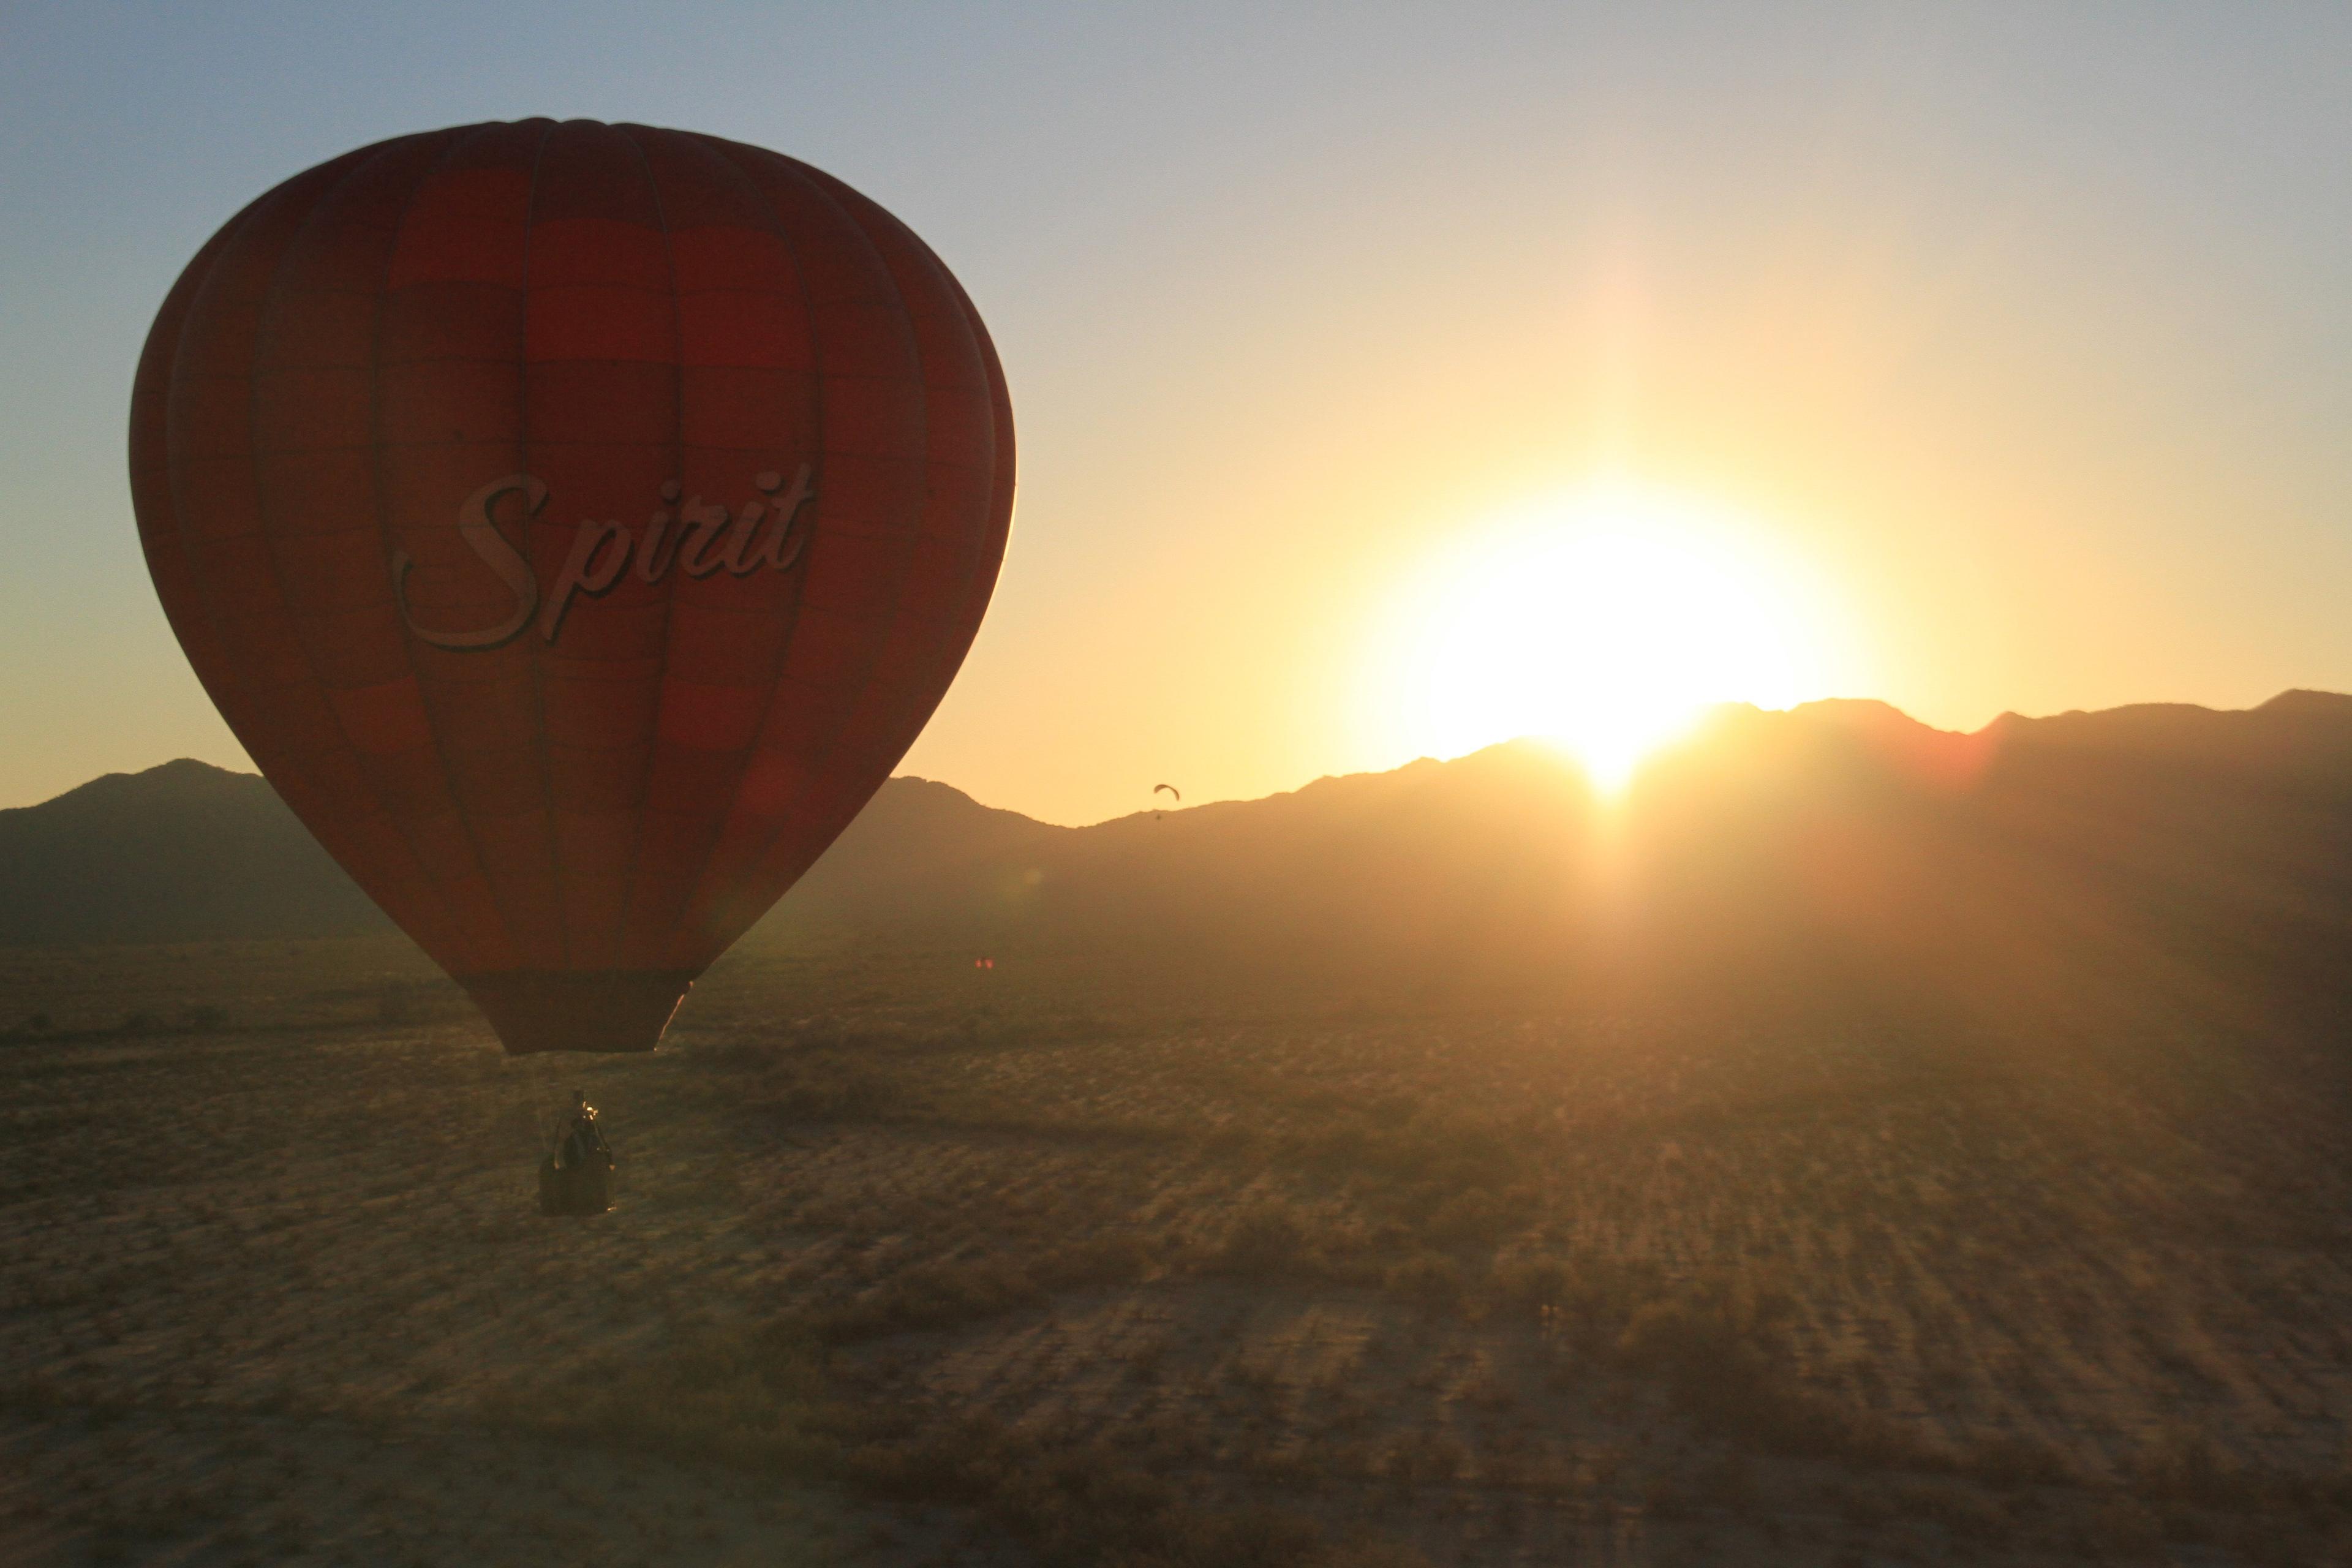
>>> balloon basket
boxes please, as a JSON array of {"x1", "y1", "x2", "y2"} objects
[{"x1": 537, "y1": 1153, "x2": 614, "y2": 1218}]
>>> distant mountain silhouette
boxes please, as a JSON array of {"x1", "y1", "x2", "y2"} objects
[
  {"x1": 0, "y1": 759, "x2": 389, "y2": 944},
  {"x1": 753, "y1": 690, "x2": 2352, "y2": 1030},
  {"x1": 12, "y1": 695, "x2": 2352, "y2": 1033}
]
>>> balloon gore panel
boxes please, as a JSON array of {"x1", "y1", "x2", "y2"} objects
[
  {"x1": 129, "y1": 121, "x2": 1014, "y2": 1054},
  {"x1": 462, "y1": 969, "x2": 698, "y2": 1057}
]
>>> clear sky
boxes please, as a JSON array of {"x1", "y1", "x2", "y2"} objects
[{"x1": 4, "y1": 2, "x2": 2348, "y2": 823}]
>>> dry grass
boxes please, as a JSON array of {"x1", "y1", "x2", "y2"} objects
[{"x1": 4, "y1": 934, "x2": 2352, "y2": 1564}]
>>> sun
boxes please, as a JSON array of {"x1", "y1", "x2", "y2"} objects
[{"x1": 1363, "y1": 484, "x2": 1856, "y2": 789}]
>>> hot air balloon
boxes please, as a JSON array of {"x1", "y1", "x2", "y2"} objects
[{"x1": 129, "y1": 120, "x2": 1012, "y2": 1054}]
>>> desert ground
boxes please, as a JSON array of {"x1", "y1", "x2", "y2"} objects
[{"x1": 6, "y1": 936, "x2": 2352, "y2": 1566}]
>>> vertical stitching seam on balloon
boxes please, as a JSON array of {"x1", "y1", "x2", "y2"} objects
[
  {"x1": 686, "y1": 143, "x2": 938, "y2": 952},
  {"x1": 606, "y1": 122, "x2": 687, "y2": 971},
  {"x1": 130, "y1": 218, "x2": 263, "y2": 760},
  {"x1": 150, "y1": 167, "x2": 356, "y2": 747},
  {"x1": 745, "y1": 153, "x2": 1003, "y2": 946},
  {"x1": 366, "y1": 123, "x2": 532, "y2": 969},
  {"x1": 777, "y1": 156, "x2": 1000, "y2": 853},
  {"x1": 147, "y1": 186, "x2": 341, "y2": 907},
  {"x1": 157, "y1": 147, "x2": 461, "y2": 967},
  {"x1": 769, "y1": 182, "x2": 988, "y2": 880},
  {"x1": 622, "y1": 130, "x2": 821, "y2": 969},
  {"x1": 516, "y1": 118, "x2": 568, "y2": 973},
  {"x1": 247, "y1": 138, "x2": 477, "y2": 960},
  {"x1": 804, "y1": 171, "x2": 1006, "y2": 804},
  {"x1": 679, "y1": 141, "x2": 883, "y2": 952},
  {"x1": 663, "y1": 137, "x2": 846, "y2": 956}
]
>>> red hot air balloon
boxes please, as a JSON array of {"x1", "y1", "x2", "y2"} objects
[{"x1": 129, "y1": 121, "x2": 1013, "y2": 1054}]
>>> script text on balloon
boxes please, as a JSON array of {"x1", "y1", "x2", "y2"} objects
[{"x1": 390, "y1": 464, "x2": 816, "y2": 652}]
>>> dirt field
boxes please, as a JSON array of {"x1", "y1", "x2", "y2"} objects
[{"x1": 6, "y1": 936, "x2": 2352, "y2": 1565}]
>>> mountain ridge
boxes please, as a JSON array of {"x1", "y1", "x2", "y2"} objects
[
  {"x1": 0, "y1": 759, "x2": 391, "y2": 946},
  {"x1": 7, "y1": 693, "x2": 2351, "y2": 1036}
]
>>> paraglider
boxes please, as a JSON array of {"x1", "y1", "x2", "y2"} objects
[
  {"x1": 1153, "y1": 783, "x2": 1180, "y2": 821},
  {"x1": 129, "y1": 119, "x2": 1014, "y2": 1057}
]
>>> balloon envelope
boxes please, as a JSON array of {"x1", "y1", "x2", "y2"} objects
[{"x1": 129, "y1": 120, "x2": 1013, "y2": 1052}]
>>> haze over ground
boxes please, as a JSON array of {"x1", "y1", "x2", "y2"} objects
[
  {"x1": 13, "y1": 692, "x2": 2351, "y2": 1046},
  {"x1": 6, "y1": 4, "x2": 2351, "y2": 819},
  {"x1": 11, "y1": 690, "x2": 2352, "y2": 1564}
]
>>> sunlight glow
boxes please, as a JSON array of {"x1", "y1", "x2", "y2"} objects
[{"x1": 1364, "y1": 484, "x2": 1860, "y2": 789}]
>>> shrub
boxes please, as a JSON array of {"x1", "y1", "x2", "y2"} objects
[
  {"x1": 1213, "y1": 1205, "x2": 1310, "y2": 1279},
  {"x1": 1615, "y1": 1298, "x2": 1897, "y2": 1461},
  {"x1": 368, "y1": 978, "x2": 467, "y2": 1025},
  {"x1": 1384, "y1": 1252, "x2": 1466, "y2": 1313},
  {"x1": 813, "y1": 1235, "x2": 1147, "y2": 1344},
  {"x1": 2136, "y1": 1431, "x2": 2258, "y2": 1512},
  {"x1": 1492, "y1": 1252, "x2": 1659, "y2": 1348},
  {"x1": 1493, "y1": 1257, "x2": 1571, "y2": 1318},
  {"x1": 1962, "y1": 1433, "x2": 2073, "y2": 1490},
  {"x1": 768, "y1": 1061, "x2": 911, "y2": 1121},
  {"x1": 816, "y1": 1258, "x2": 1040, "y2": 1341},
  {"x1": 376, "y1": 982, "x2": 423, "y2": 1025},
  {"x1": 1418, "y1": 1187, "x2": 1526, "y2": 1248}
]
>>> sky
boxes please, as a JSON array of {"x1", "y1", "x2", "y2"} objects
[{"x1": 4, "y1": 2, "x2": 2348, "y2": 824}]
